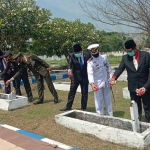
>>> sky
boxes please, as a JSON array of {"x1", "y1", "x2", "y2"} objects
[{"x1": 36, "y1": 0, "x2": 134, "y2": 33}]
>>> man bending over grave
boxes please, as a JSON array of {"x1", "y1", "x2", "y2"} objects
[{"x1": 6, "y1": 52, "x2": 59, "y2": 105}]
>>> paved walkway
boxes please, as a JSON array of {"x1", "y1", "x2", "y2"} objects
[
  {"x1": 0, "y1": 124, "x2": 78, "y2": 150},
  {"x1": 0, "y1": 126, "x2": 64, "y2": 150}
]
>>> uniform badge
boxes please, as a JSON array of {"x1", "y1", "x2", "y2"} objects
[
  {"x1": 31, "y1": 61, "x2": 35, "y2": 66},
  {"x1": 95, "y1": 64, "x2": 100, "y2": 70}
]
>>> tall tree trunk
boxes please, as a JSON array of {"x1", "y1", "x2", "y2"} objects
[{"x1": 65, "y1": 54, "x2": 69, "y2": 64}]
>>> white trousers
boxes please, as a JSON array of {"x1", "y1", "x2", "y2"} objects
[{"x1": 94, "y1": 86, "x2": 113, "y2": 116}]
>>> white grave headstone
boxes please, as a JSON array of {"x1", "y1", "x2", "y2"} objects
[
  {"x1": 0, "y1": 92, "x2": 28, "y2": 111},
  {"x1": 130, "y1": 100, "x2": 140, "y2": 133},
  {"x1": 53, "y1": 82, "x2": 92, "y2": 92}
]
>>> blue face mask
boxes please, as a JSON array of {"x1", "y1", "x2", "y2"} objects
[
  {"x1": 74, "y1": 53, "x2": 81, "y2": 58},
  {"x1": 127, "y1": 50, "x2": 135, "y2": 56}
]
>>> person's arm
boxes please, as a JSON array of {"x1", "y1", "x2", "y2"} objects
[
  {"x1": 6, "y1": 65, "x2": 26, "y2": 85},
  {"x1": 68, "y1": 54, "x2": 73, "y2": 76},
  {"x1": 87, "y1": 61, "x2": 98, "y2": 91},
  {"x1": 1, "y1": 62, "x2": 10, "y2": 78},
  {"x1": 110, "y1": 57, "x2": 126, "y2": 85},
  {"x1": 30, "y1": 55, "x2": 50, "y2": 69}
]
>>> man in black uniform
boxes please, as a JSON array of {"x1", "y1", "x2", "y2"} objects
[
  {"x1": 6, "y1": 53, "x2": 58, "y2": 105},
  {"x1": 0, "y1": 50, "x2": 12, "y2": 94},
  {"x1": 2, "y1": 51, "x2": 33, "y2": 102}
]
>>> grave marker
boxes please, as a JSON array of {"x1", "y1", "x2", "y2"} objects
[{"x1": 130, "y1": 100, "x2": 140, "y2": 133}]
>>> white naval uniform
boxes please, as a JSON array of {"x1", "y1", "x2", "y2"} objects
[{"x1": 87, "y1": 54, "x2": 113, "y2": 116}]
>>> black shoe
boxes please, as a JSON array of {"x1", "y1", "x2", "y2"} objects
[
  {"x1": 59, "y1": 106, "x2": 72, "y2": 111},
  {"x1": 33, "y1": 101, "x2": 43, "y2": 105},
  {"x1": 28, "y1": 96, "x2": 33, "y2": 102},
  {"x1": 54, "y1": 97, "x2": 58, "y2": 104}
]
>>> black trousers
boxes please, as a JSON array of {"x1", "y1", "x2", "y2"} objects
[
  {"x1": 130, "y1": 91, "x2": 150, "y2": 122},
  {"x1": 13, "y1": 77, "x2": 22, "y2": 95},
  {"x1": 35, "y1": 72, "x2": 58, "y2": 102},
  {"x1": 14, "y1": 70, "x2": 33, "y2": 98},
  {"x1": 4, "y1": 80, "x2": 12, "y2": 94},
  {"x1": 21, "y1": 71, "x2": 33, "y2": 98},
  {"x1": 66, "y1": 78, "x2": 88, "y2": 110},
  {"x1": 3, "y1": 74, "x2": 12, "y2": 94}
]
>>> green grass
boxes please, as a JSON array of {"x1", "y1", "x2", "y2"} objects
[
  {"x1": 45, "y1": 59, "x2": 68, "y2": 67},
  {"x1": 43, "y1": 54, "x2": 122, "y2": 67},
  {"x1": 108, "y1": 54, "x2": 122, "y2": 66},
  {"x1": 0, "y1": 80, "x2": 149, "y2": 150}
]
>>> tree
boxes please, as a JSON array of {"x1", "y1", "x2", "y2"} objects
[
  {"x1": 32, "y1": 18, "x2": 101, "y2": 62},
  {"x1": 0, "y1": 0, "x2": 51, "y2": 53},
  {"x1": 81, "y1": 0, "x2": 150, "y2": 35}
]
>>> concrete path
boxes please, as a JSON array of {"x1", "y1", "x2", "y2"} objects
[{"x1": 0, "y1": 124, "x2": 79, "y2": 150}]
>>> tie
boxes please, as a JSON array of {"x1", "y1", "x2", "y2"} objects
[
  {"x1": 133, "y1": 56, "x2": 138, "y2": 70},
  {"x1": 79, "y1": 57, "x2": 83, "y2": 69}
]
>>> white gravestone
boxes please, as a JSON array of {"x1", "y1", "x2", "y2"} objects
[
  {"x1": 0, "y1": 92, "x2": 28, "y2": 111},
  {"x1": 53, "y1": 82, "x2": 92, "y2": 92},
  {"x1": 122, "y1": 87, "x2": 131, "y2": 99},
  {"x1": 130, "y1": 100, "x2": 140, "y2": 133}
]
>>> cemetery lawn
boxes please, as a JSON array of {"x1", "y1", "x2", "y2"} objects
[{"x1": 0, "y1": 79, "x2": 148, "y2": 150}]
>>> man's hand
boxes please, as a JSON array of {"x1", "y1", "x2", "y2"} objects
[
  {"x1": 68, "y1": 70, "x2": 73, "y2": 77},
  {"x1": 136, "y1": 87, "x2": 146, "y2": 96},
  {"x1": 6, "y1": 80, "x2": 11, "y2": 86},
  {"x1": 109, "y1": 78, "x2": 116, "y2": 85},
  {"x1": 91, "y1": 83, "x2": 99, "y2": 91},
  {"x1": 47, "y1": 67, "x2": 51, "y2": 71}
]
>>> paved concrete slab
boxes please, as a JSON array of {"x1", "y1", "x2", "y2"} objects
[
  {"x1": 0, "y1": 123, "x2": 79, "y2": 150},
  {"x1": 0, "y1": 126, "x2": 64, "y2": 150}
]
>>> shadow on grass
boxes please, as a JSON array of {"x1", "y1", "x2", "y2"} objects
[
  {"x1": 44, "y1": 99, "x2": 62, "y2": 104},
  {"x1": 113, "y1": 111, "x2": 125, "y2": 118}
]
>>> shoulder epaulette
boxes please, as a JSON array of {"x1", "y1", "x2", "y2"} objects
[{"x1": 87, "y1": 57, "x2": 93, "y2": 62}]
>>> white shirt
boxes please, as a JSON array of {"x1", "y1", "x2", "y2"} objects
[
  {"x1": 87, "y1": 54, "x2": 113, "y2": 88},
  {"x1": 133, "y1": 56, "x2": 138, "y2": 70}
]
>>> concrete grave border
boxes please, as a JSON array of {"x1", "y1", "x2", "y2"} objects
[
  {"x1": 0, "y1": 93, "x2": 28, "y2": 111},
  {"x1": 55, "y1": 110, "x2": 150, "y2": 149}
]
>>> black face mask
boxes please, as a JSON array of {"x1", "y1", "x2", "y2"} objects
[{"x1": 92, "y1": 53, "x2": 99, "y2": 58}]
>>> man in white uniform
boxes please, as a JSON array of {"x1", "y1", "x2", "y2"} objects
[{"x1": 87, "y1": 44, "x2": 113, "y2": 116}]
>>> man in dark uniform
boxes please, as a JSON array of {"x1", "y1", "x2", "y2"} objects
[
  {"x1": 0, "y1": 50, "x2": 12, "y2": 94},
  {"x1": 60, "y1": 44, "x2": 91, "y2": 111},
  {"x1": 6, "y1": 53, "x2": 58, "y2": 105},
  {"x1": 2, "y1": 51, "x2": 33, "y2": 102}
]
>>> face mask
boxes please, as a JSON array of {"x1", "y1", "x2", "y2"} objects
[
  {"x1": 127, "y1": 50, "x2": 135, "y2": 56},
  {"x1": 74, "y1": 53, "x2": 81, "y2": 58},
  {"x1": 92, "y1": 53, "x2": 99, "y2": 58}
]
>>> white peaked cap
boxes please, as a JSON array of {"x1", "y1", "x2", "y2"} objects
[{"x1": 87, "y1": 44, "x2": 99, "y2": 50}]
